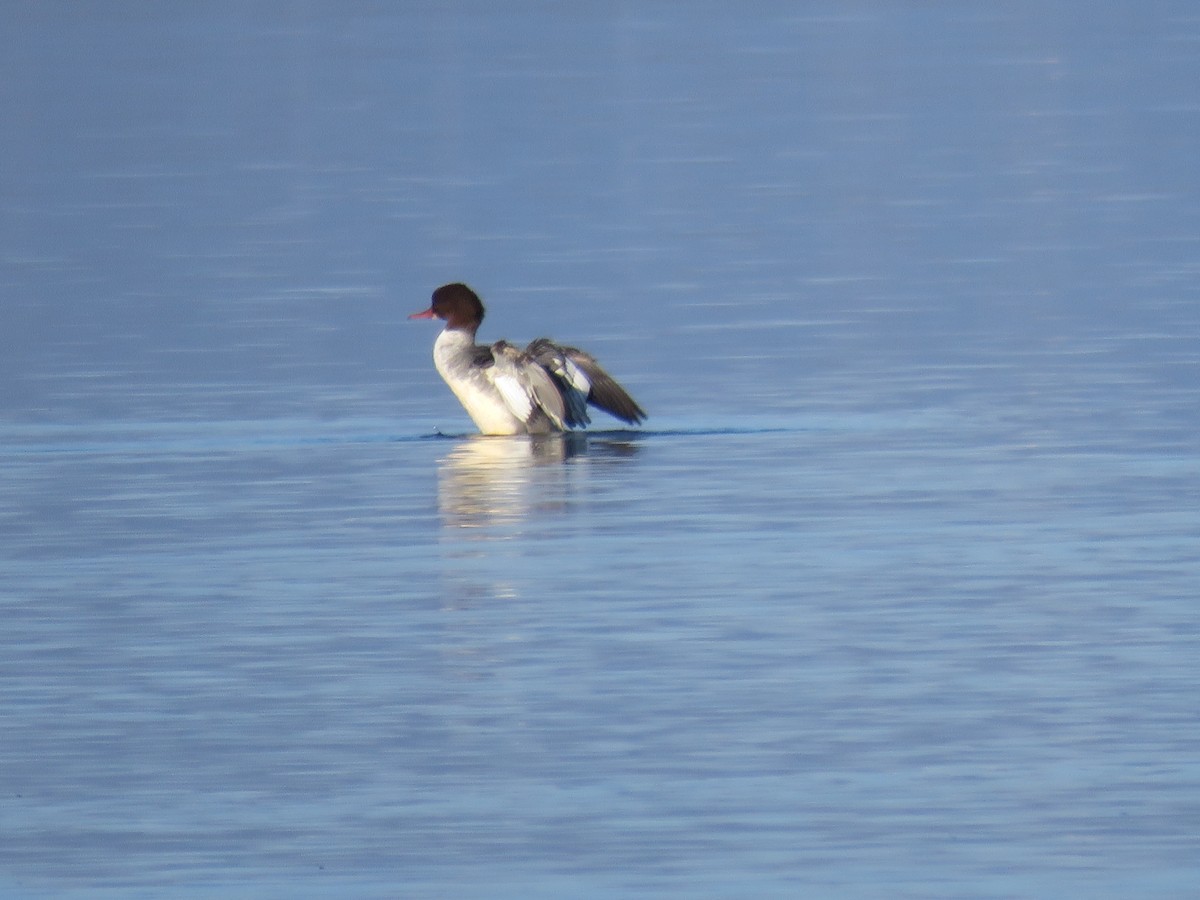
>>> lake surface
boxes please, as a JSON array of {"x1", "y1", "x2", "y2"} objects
[{"x1": 3, "y1": 3, "x2": 1199, "y2": 897}]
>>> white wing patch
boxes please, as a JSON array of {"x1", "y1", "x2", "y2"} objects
[
  {"x1": 523, "y1": 364, "x2": 567, "y2": 430},
  {"x1": 490, "y1": 370, "x2": 534, "y2": 422},
  {"x1": 487, "y1": 341, "x2": 567, "y2": 431},
  {"x1": 559, "y1": 355, "x2": 592, "y2": 394}
]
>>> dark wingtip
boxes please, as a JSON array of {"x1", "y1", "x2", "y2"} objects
[
  {"x1": 598, "y1": 391, "x2": 648, "y2": 426},
  {"x1": 527, "y1": 338, "x2": 647, "y2": 427},
  {"x1": 565, "y1": 347, "x2": 647, "y2": 426}
]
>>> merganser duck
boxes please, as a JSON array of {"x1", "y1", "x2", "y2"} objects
[{"x1": 410, "y1": 282, "x2": 647, "y2": 435}]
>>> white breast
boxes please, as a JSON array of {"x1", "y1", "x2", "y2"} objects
[{"x1": 433, "y1": 330, "x2": 526, "y2": 435}]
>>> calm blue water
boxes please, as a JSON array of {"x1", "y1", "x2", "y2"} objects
[{"x1": 3, "y1": 3, "x2": 1200, "y2": 897}]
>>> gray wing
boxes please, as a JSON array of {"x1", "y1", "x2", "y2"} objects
[
  {"x1": 489, "y1": 340, "x2": 568, "y2": 431},
  {"x1": 525, "y1": 338, "x2": 591, "y2": 428},
  {"x1": 527, "y1": 338, "x2": 646, "y2": 426}
]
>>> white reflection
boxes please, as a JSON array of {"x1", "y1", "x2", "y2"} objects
[
  {"x1": 436, "y1": 433, "x2": 641, "y2": 533},
  {"x1": 433, "y1": 434, "x2": 640, "y2": 610},
  {"x1": 436, "y1": 434, "x2": 584, "y2": 532}
]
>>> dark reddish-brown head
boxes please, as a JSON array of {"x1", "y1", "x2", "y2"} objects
[{"x1": 409, "y1": 282, "x2": 486, "y2": 330}]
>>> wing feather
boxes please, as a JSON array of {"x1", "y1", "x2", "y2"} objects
[
  {"x1": 526, "y1": 338, "x2": 591, "y2": 427},
  {"x1": 489, "y1": 341, "x2": 567, "y2": 431},
  {"x1": 527, "y1": 338, "x2": 646, "y2": 426}
]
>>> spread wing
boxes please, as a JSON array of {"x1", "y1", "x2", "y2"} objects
[
  {"x1": 527, "y1": 338, "x2": 646, "y2": 426},
  {"x1": 525, "y1": 338, "x2": 591, "y2": 428},
  {"x1": 488, "y1": 340, "x2": 567, "y2": 431}
]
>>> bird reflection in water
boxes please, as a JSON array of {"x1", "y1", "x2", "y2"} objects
[
  {"x1": 436, "y1": 433, "x2": 638, "y2": 534},
  {"x1": 432, "y1": 434, "x2": 639, "y2": 614}
]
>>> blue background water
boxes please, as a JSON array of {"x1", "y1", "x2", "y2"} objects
[{"x1": 3, "y1": 3, "x2": 1199, "y2": 897}]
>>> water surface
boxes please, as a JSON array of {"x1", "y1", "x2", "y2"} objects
[{"x1": 3, "y1": 2, "x2": 1199, "y2": 897}]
